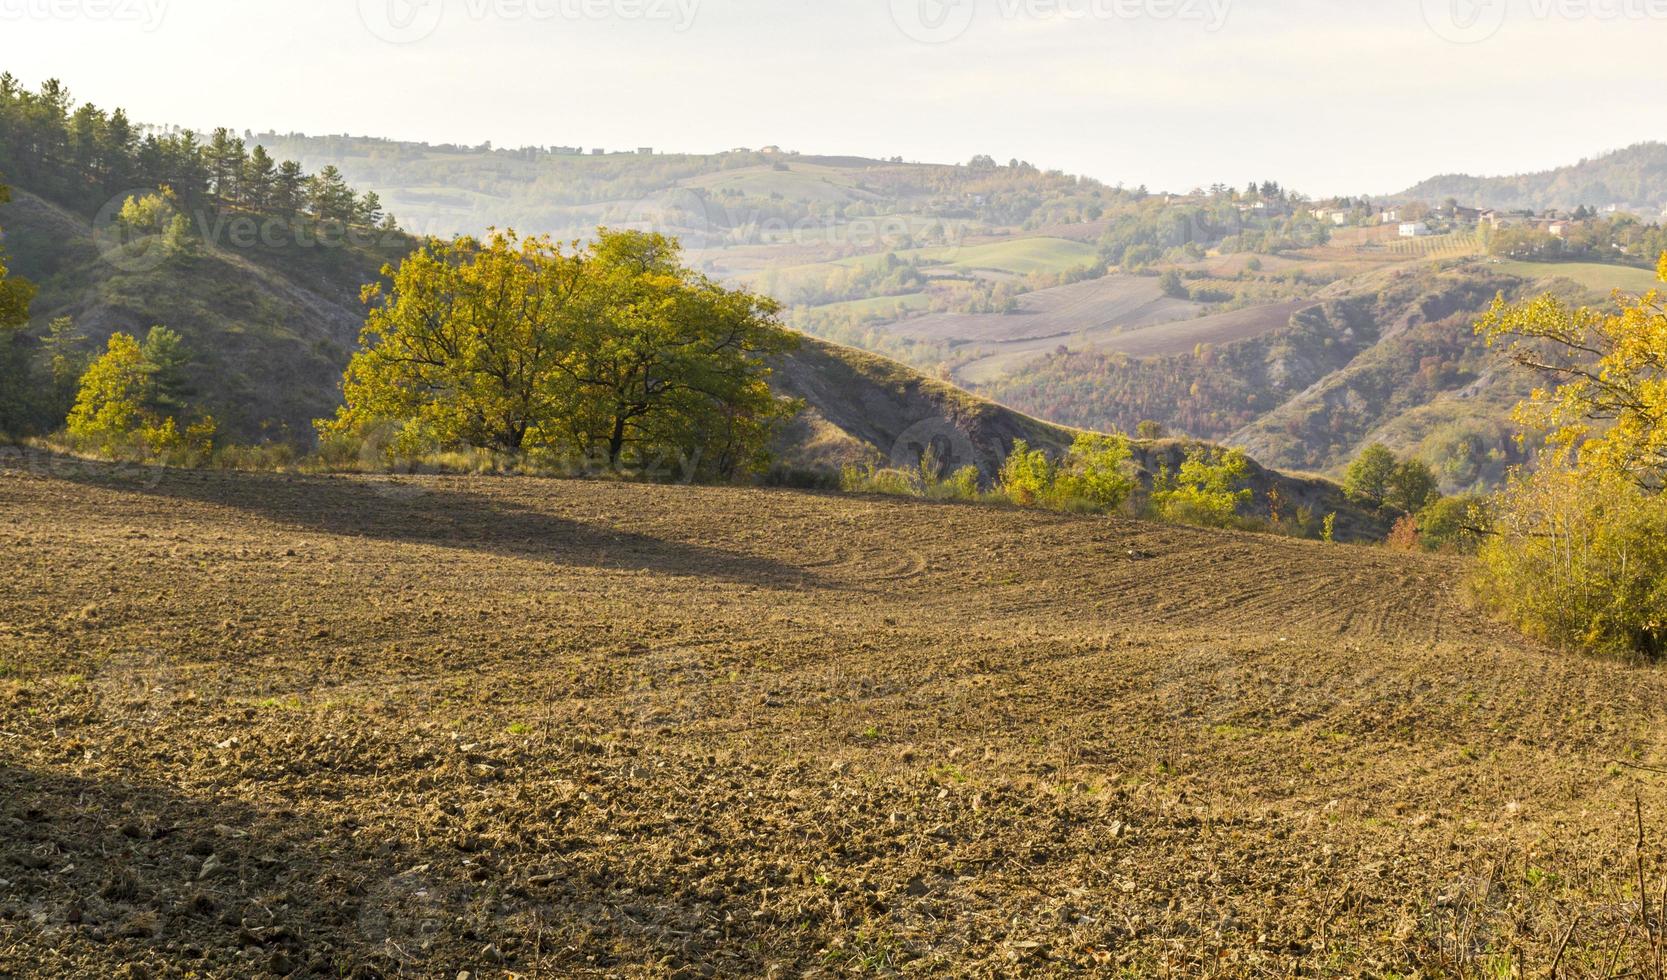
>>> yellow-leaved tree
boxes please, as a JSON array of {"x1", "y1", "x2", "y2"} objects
[
  {"x1": 319, "y1": 228, "x2": 798, "y2": 481},
  {"x1": 1473, "y1": 254, "x2": 1667, "y2": 656},
  {"x1": 66, "y1": 328, "x2": 215, "y2": 462}
]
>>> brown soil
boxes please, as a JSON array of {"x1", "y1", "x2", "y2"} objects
[{"x1": 2, "y1": 451, "x2": 1665, "y2": 978}]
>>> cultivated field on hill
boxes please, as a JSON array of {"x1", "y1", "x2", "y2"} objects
[
  {"x1": 953, "y1": 300, "x2": 1311, "y2": 385},
  {"x1": 3, "y1": 454, "x2": 1667, "y2": 977},
  {"x1": 884, "y1": 274, "x2": 1202, "y2": 345}
]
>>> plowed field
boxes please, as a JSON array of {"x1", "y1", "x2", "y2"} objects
[{"x1": 2, "y1": 452, "x2": 1665, "y2": 977}]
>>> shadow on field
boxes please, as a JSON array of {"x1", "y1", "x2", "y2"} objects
[
  {"x1": 0, "y1": 762, "x2": 730, "y2": 977},
  {"x1": 19, "y1": 451, "x2": 818, "y2": 589}
]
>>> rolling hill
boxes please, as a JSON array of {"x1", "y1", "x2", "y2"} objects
[
  {"x1": 1397, "y1": 142, "x2": 1667, "y2": 213},
  {"x1": 0, "y1": 181, "x2": 1384, "y2": 537}
]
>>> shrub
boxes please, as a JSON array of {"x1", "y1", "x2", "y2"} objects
[
  {"x1": 1343, "y1": 444, "x2": 1397, "y2": 505},
  {"x1": 995, "y1": 434, "x2": 1136, "y2": 513},
  {"x1": 66, "y1": 329, "x2": 214, "y2": 464},
  {"x1": 1151, "y1": 447, "x2": 1252, "y2": 528},
  {"x1": 840, "y1": 445, "x2": 983, "y2": 503},
  {"x1": 1476, "y1": 464, "x2": 1667, "y2": 657},
  {"x1": 1417, "y1": 495, "x2": 1486, "y2": 553},
  {"x1": 997, "y1": 439, "x2": 1056, "y2": 507},
  {"x1": 1385, "y1": 514, "x2": 1420, "y2": 551},
  {"x1": 1387, "y1": 459, "x2": 1440, "y2": 513},
  {"x1": 1052, "y1": 433, "x2": 1136, "y2": 511},
  {"x1": 66, "y1": 332, "x2": 150, "y2": 455},
  {"x1": 930, "y1": 464, "x2": 982, "y2": 502},
  {"x1": 1473, "y1": 256, "x2": 1667, "y2": 655}
]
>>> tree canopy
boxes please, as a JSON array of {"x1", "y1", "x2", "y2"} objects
[
  {"x1": 1474, "y1": 255, "x2": 1667, "y2": 656},
  {"x1": 320, "y1": 228, "x2": 798, "y2": 480}
]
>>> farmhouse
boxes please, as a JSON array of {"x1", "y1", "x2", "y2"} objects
[{"x1": 1399, "y1": 222, "x2": 1432, "y2": 237}]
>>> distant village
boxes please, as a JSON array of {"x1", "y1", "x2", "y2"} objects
[{"x1": 1302, "y1": 200, "x2": 1667, "y2": 240}]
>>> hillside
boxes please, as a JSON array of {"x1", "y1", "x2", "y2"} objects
[
  {"x1": 2, "y1": 187, "x2": 407, "y2": 441},
  {"x1": 4, "y1": 455, "x2": 1660, "y2": 975},
  {"x1": 1397, "y1": 142, "x2": 1667, "y2": 213},
  {"x1": 770, "y1": 335, "x2": 1387, "y2": 540},
  {"x1": 1, "y1": 180, "x2": 1385, "y2": 534},
  {"x1": 1224, "y1": 265, "x2": 1534, "y2": 480}
]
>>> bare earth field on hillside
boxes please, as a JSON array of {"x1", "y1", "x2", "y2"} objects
[
  {"x1": 888, "y1": 275, "x2": 1202, "y2": 345},
  {"x1": 4, "y1": 454, "x2": 1667, "y2": 977},
  {"x1": 954, "y1": 301, "x2": 1312, "y2": 385}
]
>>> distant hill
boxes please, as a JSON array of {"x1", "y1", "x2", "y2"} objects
[{"x1": 1396, "y1": 142, "x2": 1667, "y2": 213}]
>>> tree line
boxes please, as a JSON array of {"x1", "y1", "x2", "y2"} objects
[{"x1": 0, "y1": 76, "x2": 391, "y2": 231}]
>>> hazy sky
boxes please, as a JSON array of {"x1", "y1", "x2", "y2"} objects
[{"x1": 4, "y1": 0, "x2": 1664, "y2": 196}]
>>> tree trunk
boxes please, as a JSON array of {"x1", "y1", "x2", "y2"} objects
[{"x1": 608, "y1": 414, "x2": 627, "y2": 467}]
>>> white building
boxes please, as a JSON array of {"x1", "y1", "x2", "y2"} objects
[{"x1": 1399, "y1": 222, "x2": 1432, "y2": 237}]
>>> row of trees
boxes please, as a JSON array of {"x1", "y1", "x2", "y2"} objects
[
  {"x1": 1486, "y1": 214, "x2": 1667, "y2": 268},
  {"x1": 319, "y1": 229, "x2": 797, "y2": 481},
  {"x1": 0, "y1": 76, "x2": 390, "y2": 230},
  {"x1": 843, "y1": 434, "x2": 1266, "y2": 533}
]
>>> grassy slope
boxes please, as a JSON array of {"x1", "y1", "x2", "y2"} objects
[
  {"x1": 3, "y1": 188, "x2": 405, "y2": 441},
  {"x1": 1492, "y1": 259, "x2": 1661, "y2": 295}
]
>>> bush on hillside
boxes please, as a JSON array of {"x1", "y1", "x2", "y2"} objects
[
  {"x1": 842, "y1": 445, "x2": 982, "y2": 502},
  {"x1": 1473, "y1": 257, "x2": 1667, "y2": 656},
  {"x1": 1416, "y1": 495, "x2": 1487, "y2": 553},
  {"x1": 1150, "y1": 447, "x2": 1252, "y2": 528},
  {"x1": 66, "y1": 329, "x2": 217, "y2": 464},
  {"x1": 1476, "y1": 463, "x2": 1666, "y2": 657},
  {"x1": 997, "y1": 434, "x2": 1137, "y2": 513}
]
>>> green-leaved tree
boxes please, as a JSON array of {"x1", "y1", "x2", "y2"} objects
[{"x1": 320, "y1": 228, "x2": 797, "y2": 480}]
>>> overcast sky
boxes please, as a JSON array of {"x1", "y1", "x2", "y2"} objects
[{"x1": 5, "y1": 0, "x2": 1664, "y2": 196}]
